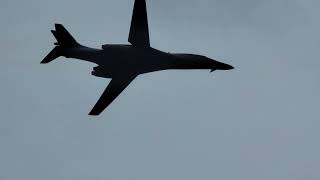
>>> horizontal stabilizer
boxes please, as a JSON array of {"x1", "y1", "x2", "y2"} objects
[{"x1": 41, "y1": 46, "x2": 61, "y2": 64}]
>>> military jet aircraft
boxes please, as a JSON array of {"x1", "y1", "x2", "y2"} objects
[{"x1": 41, "y1": 0, "x2": 234, "y2": 116}]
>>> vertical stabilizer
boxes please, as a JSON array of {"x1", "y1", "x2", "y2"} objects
[{"x1": 51, "y1": 24, "x2": 80, "y2": 47}]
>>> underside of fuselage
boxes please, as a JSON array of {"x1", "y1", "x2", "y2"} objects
[{"x1": 64, "y1": 45, "x2": 233, "y2": 78}]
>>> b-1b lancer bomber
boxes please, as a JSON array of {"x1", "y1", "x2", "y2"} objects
[{"x1": 41, "y1": 0, "x2": 234, "y2": 116}]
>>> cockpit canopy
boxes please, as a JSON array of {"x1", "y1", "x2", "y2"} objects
[{"x1": 173, "y1": 53, "x2": 207, "y2": 60}]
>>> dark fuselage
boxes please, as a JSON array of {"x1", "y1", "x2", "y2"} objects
[
  {"x1": 63, "y1": 44, "x2": 233, "y2": 78},
  {"x1": 41, "y1": 0, "x2": 234, "y2": 115}
]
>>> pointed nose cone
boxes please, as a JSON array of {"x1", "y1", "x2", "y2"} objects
[
  {"x1": 224, "y1": 64, "x2": 234, "y2": 70},
  {"x1": 217, "y1": 62, "x2": 234, "y2": 70}
]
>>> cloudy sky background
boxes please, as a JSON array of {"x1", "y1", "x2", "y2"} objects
[{"x1": 1, "y1": 0, "x2": 320, "y2": 179}]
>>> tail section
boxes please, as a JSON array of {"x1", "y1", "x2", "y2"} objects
[
  {"x1": 51, "y1": 24, "x2": 80, "y2": 47},
  {"x1": 41, "y1": 24, "x2": 80, "y2": 64},
  {"x1": 41, "y1": 46, "x2": 61, "y2": 64}
]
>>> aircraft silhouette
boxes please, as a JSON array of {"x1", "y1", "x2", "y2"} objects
[{"x1": 41, "y1": 0, "x2": 234, "y2": 116}]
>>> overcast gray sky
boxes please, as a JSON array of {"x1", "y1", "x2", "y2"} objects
[{"x1": 1, "y1": 0, "x2": 320, "y2": 179}]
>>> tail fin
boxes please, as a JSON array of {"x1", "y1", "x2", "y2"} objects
[
  {"x1": 41, "y1": 24, "x2": 80, "y2": 64},
  {"x1": 51, "y1": 24, "x2": 80, "y2": 47}
]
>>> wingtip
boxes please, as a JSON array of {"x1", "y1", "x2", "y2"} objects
[
  {"x1": 54, "y1": 23, "x2": 62, "y2": 27},
  {"x1": 88, "y1": 112, "x2": 99, "y2": 116},
  {"x1": 88, "y1": 109, "x2": 100, "y2": 116}
]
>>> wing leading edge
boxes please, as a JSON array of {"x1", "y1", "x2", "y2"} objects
[
  {"x1": 90, "y1": 0, "x2": 149, "y2": 115},
  {"x1": 128, "y1": 0, "x2": 150, "y2": 47},
  {"x1": 89, "y1": 75, "x2": 137, "y2": 116}
]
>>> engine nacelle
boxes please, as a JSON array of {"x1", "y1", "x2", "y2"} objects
[{"x1": 91, "y1": 66, "x2": 112, "y2": 78}]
